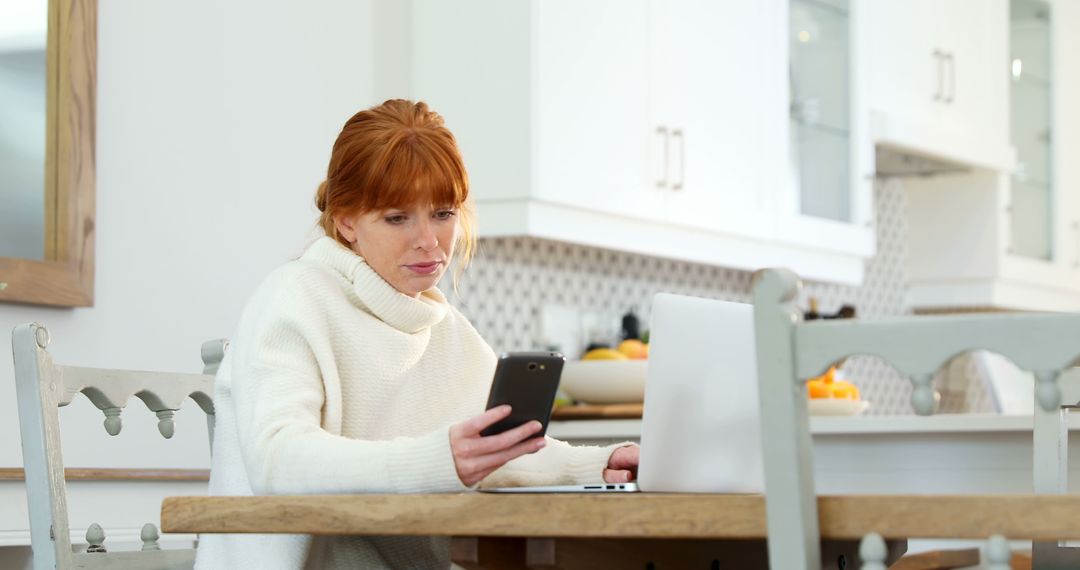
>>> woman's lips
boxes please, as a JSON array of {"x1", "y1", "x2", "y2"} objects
[{"x1": 405, "y1": 261, "x2": 442, "y2": 275}]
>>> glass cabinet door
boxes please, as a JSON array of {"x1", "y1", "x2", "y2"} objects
[
  {"x1": 1009, "y1": 0, "x2": 1053, "y2": 260},
  {"x1": 789, "y1": 0, "x2": 851, "y2": 222}
]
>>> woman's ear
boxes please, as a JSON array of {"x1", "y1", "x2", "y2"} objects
[{"x1": 333, "y1": 213, "x2": 358, "y2": 244}]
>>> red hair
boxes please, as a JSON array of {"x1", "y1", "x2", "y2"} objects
[{"x1": 315, "y1": 99, "x2": 477, "y2": 270}]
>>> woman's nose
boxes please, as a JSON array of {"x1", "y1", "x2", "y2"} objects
[{"x1": 414, "y1": 222, "x2": 439, "y2": 251}]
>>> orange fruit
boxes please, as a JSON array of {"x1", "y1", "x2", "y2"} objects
[
  {"x1": 830, "y1": 381, "x2": 860, "y2": 400},
  {"x1": 616, "y1": 339, "x2": 649, "y2": 359},
  {"x1": 806, "y1": 366, "x2": 860, "y2": 400},
  {"x1": 807, "y1": 379, "x2": 832, "y2": 398},
  {"x1": 582, "y1": 348, "x2": 629, "y2": 361}
]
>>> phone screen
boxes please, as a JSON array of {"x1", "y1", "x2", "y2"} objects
[{"x1": 481, "y1": 352, "x2": 565, "y2": 437}]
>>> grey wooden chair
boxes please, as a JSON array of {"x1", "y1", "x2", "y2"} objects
[
  {"x1": 12, "y1": 323, "x2": 225, "y2": 570},
  {"x1": 751, "y1": 268, "x2": 1080, "y2": 570},
  {"x1": 1032, "y1": 365, "x2": 1080, "y2": 567}
]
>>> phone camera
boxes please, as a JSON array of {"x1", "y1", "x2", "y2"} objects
[{"x1": 527, "y1": 362, "x2": 538, "y2": 371}]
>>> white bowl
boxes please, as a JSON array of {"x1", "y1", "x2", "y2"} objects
[
  {"x1": 808, "y1": 399, "x2": 870, "y2": 417},
  {"x1": 559, "y1": 360, "x2": 648, "y2": 404}
]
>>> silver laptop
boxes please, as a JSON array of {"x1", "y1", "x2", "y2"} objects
[{"x1": 482, "y1": 293, "x2": 763, "y2": 494}]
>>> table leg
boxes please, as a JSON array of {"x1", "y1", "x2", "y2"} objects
[{"x1": 451, "y1": 537, "x2": 528, "y2": 570}]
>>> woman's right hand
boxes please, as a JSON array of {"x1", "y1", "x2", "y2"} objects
[{"x1": 450, "y1": 405, "x2": 546, "y2": 487}]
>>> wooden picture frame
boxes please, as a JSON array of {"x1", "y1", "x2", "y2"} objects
[{"x1": 0, "y1": 0, "x2": 96, "y2": 307}]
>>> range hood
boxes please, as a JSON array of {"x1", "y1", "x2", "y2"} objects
[{"x1": 870, "y1": 112, "x2": 1016, "y2": 178}]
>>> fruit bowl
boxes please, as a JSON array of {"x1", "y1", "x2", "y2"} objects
[
  {"x1": 559, "y1": 360, "x2": 648, "y2": 404},
  {"x1": 808, "y1": 398, "x2": 870, "y2": 416}
]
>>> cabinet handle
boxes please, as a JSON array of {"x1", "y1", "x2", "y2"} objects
[
  {"x1": 672, "y1": 128, "x2": 685, "y2": 191},
  {"x1": 656, "y1": 125, "x2": 669, "y2": 189},
  {"x1": 944, "y1": 52, "x2": 955, "y2": 104},
  {"x1": 932, "y1": 49, "x2": 945, "y2": 102}
]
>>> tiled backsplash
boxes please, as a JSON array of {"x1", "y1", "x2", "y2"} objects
[{"x1": 447, "y1": 179, "x2": 992, "y2": 415}]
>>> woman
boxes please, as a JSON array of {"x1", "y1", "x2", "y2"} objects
[{"x1": 195, "y1": 99, "x2": 639, "y2": 569}]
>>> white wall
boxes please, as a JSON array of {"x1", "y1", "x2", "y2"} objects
[{"x1": 1, "y1": 0, "x2": 384, "y2": 547}]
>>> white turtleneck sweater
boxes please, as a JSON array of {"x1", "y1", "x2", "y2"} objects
[{"x1": 194, "y1": 237, "x2": 621, "y2": 570}]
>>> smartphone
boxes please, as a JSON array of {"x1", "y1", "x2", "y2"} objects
[{"x1": 480, "y1": 352, "x2": 565, "y2": 438}]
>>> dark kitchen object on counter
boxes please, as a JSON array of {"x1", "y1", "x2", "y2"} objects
[
  {"x1": 621, "y1": 309, "x2": 640, "y2": 340},
  {"x1": 803, "y1": 297, "x2": 856, "y2": 321},
  {"x1": 584, "y1": 342, "x2": 611, "y2": 353},
  {"x1": 825, "y1": 304, "x2": 856, "y2": 320}
]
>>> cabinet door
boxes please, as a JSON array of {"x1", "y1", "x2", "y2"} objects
[
  {"x1": 868, "y1": 0, "x2": 1011, "y2": 167},
  {"x1": 937, "y1": 0, "x2": 1008, "y2": 147},
  {"x1": 532, "y1": 0, "x2": 662, "y2": 222},
  {"x1": 775, "y1": 0, "x2": 875, "y2": 258},
  {"x1": 867, "y1": 0, "x2": 941, "y2": 129},
  {"x1": 788, "y1": 0, "x2": 855, "y2": 223},
  {"x1": 1008, "y1": 0, "x2": 1053, "y2": 260},
  {"x1": 1050, "y1": 0, "x2": 1080, "y2": 283},
  {"x1": 657, "y1": 0, "x2": 782, "y2": 240}
]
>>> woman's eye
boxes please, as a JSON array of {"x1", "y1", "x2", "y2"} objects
[
  {"x1": 434, "y1": 210, "x2": 456, "y2": 220},
  {"x1": 385, "y1": 215, "x2": 407, "y2": 224}
]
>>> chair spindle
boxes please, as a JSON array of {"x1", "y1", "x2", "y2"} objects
[
  {"x1": 858, "y1": 532, "x2": 887, "y2": 570},
  {"x1": 140, "y1": 523, "x2": 161, "y2": 551},
  {"x1": 85, "y1": 523, "x2": 106, "y2": 553}
]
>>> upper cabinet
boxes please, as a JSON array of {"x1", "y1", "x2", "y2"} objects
[
  {"x1": 405, "y1": 0, "x2": 872, "y2": 285},
  {"x1": 777, "y1": 0, "x2": 875, "y2": 259},
  {"x1": 653, "y1": 0, "x2": 780, "y2": 242},
  {"x1": 390, "y1": 0, "x2": 1077, "y2": 301},
  {"x1": 867, "y1": 0, "x2": 1014, "y2": 171},
  {"x1": 905, "y1": 0, "x2": 1080, "y2": 311}
]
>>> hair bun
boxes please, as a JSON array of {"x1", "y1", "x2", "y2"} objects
[{"x1": 315, "y1": 180, "x2": 329, "y2": 212}]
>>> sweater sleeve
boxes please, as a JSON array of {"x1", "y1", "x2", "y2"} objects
[
  {"x1": 477, "y1": 436, "x2": 635, "y2": 489},
  {"x1": 231, "y1": 361, "x2": 468, "y2": 495}
]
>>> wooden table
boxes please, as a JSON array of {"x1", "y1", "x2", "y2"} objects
[{"x1": 161, "y1": 493, "x2": 1080, "y2": 569}]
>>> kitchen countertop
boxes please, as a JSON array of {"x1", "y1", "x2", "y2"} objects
[{"x1": 548, "y1": 413, "x2": 1078, "y2": 440}]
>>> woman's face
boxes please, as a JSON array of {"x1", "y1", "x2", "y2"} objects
[{"x1": 334, "y1": 203, "x2": 459, "y2": 297}]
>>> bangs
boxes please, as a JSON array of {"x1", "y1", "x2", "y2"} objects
[{"x1": 358, "y1": 130, "x2": 469, "y2": 212}]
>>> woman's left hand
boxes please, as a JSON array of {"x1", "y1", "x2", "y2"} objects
[{"x1": 603, "y1": 444, "x2": 639, "y2": 483}]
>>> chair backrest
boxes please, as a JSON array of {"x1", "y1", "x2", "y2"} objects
[
  {"x1": 750, "y1": 268, "x2": 1080, "y2": 570},
  {"x1": 11, "y1": 322, "x2": 226, "y2": 570},
  {"x1": 1032, "y1": 363, "x2": 1080, "y2": 565}
]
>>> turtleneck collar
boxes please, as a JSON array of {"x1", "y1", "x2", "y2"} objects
[{"x1": 301, "y1": 236, "x2": 449, "y2": 334}]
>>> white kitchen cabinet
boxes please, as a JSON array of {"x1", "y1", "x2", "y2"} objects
[
  {"x1": 654, "y1": 0, "x2": 781, "y2": 241},
  {"x1": 906, "y1": 0, "x2": 1080, "y2": 311},
  {"x1": 775, "y1": 0, "x2": 875, "y2": 259},
  {"x1": 1057, "y1": 0, "x2": 1080, "y2": 282},
  {"x1": 867, "y1": 0, "x2": 1014, "y2": 171},
  {"x1": 405, "y1": 0, "x2": 870, "y2": 284}
]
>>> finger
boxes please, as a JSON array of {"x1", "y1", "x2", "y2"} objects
[
  {"x1": 603, "y1": 469, "x2": 633, "y2": 483},
  {"x1": 463, "y1": 405, "x2": 512, "y2": 436},
  {"x1": 456, "y1": 421, "x2": 541, "y2": 459},
  {"x1": 471, "y1": 421, "x2": 543, "y2": 455},
  {"x1": 470, "y1": 435, "x2": 547, "y2": 475},
  {"x1": 607, "y1": 445, "x2": 641, "y2": 471}
]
